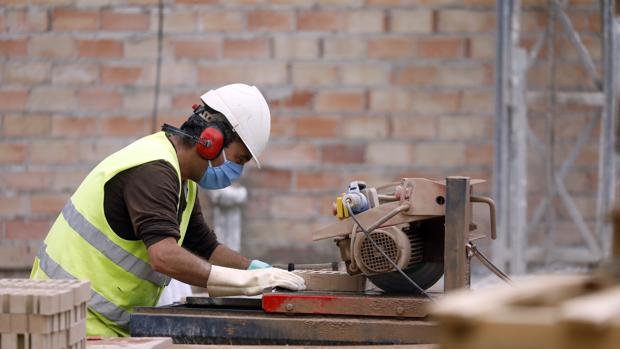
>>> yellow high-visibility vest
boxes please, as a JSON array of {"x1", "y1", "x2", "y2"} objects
[{"x1": 31, "y1": 132, "x2": 196, "y2": 336}]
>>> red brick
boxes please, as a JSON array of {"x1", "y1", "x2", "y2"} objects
[
  {"x1": 295, "y1": 116, "x2": 340, "y2": 138},
  {"x1": 243, "y1": 168, "x2": 292, "y2": 190},
  {"x1": 0, "y1": 143, "x2": 27, "y2": 164},
  {"x1": 223, "y1": 38, "x2": 269, "y2": 59},
  {"x1": 0, "y1": 194, "x2": 28, "y2": 217},
  {"x1": 164, "y1": 11, "x2": 196, "y2": 33},
  {"x1": 438, "y1": 115, "x2": 488, "y2": 140},
  {"x1": 101, "y1": 116, "x2": 147, "y2": 137},
  {"x1": 52, "y1": 10, "x2": 98, "y2": 31},
  {"x1": 78, "y1": 40, "x2": 123, "y2": 58},
  {"x1": 0, "y1": 171, "x2": 53, "y2": 191},
  {"x1": 270, "y1": 114, "x2": 295, "y2": 138},
  {"x1": 31, "y1": 141, "x2": 77, "y2": 165},
  {"x1": 274, "y1": 36, "x2": 318, "y2": 59},
  {"x1": 173, "y1": 38, "x2": 219, "y2": 59},
  {"x1": 297, "y1": 171, "x2": 343, "y2": 191},
  {"x1": 77, "y1": 89, "x2": 122, "y2": 111},
  {"x1": 369, "y1": 90, "x2": 411, "y2": 112},
  {"x1": 321, "y1": 144, "x2": 365, "y2": 164},
  {"x1": 0, "y1": 38, "x2": 27, "y2": 57},
  {"x1": 6, "y1": 9, "x2": 48, "y2": 33},
  {"x1": 270, "y1": 90, "x2": 314, "y2": 109},
  {"x1": 437, "y1": 10, "x2": 496, "y2": 33},
  {"x1": 4, "y1": 62, "x2": 50, "y2": 84},
  {"x1": 368, "y1": 37, "x2": 414, "y2": 58},
  {"x1": 3, "y1": 113, "x2": 51, "y2": 137},
  {"x1": 52, "y1": 170, "x2": 88, "y2": 192},
  {"x1": 29, "y1": 87, "x2": 76, "y2": 112},
  {"x1": 200, "y1": 11, "x2": 245, "y2": 32},
  {"x1": 0, "y1": 244, "x2": 36, "y2": 269},
  {"x1": 271, "y1": 195, "x2": 318, "y2": 217},
  {"x1": 31, "y1": 35, "x2": 76, "y2": 58},
  {"x1": 466, "y1": 143, "x2": 493, "y2": 166},
  {"x1": 261, "y1": 143, "x2": 319, "y2": 167},
  {"x1": 52, "y1": 116, "x2": 98, "y2": 137},
  {"x1": 366, "y1": 142, "x2": 412, "y2": 165},
  {"x1": 392, "y1": 64, "x2": 437, "y2": 85},
  {"x1": 315, "y1": 91, "x2": 365, "y2": 112},
  {"x1": 5, "y1": 218, "x2": 52, "y2": 240},
  {"x1": 414, "y1": 143, "x2": 465, "y2": 167},
  {"x1": 347, "y1": 10, "x2": 384, "y2": 33},
  {"x1": 172, "y1": 92, "x2": 200, "y2": 109},
  {"x1": 413, "y1": 37, "x2": 466, "y2": 59},
  {"x1": 51, "y1": 64, "x2": 98, "y2": 85},
  {"x1": 411, "y1": 91, "x2": 461, "y2": 114},
  {"x1": 101, "y1": 65, "x2": 144, "y2": 85},
  {"x1": 291, "y1": 63, "x2": 339, "y2": 86},
  {"x1": 30, "y1": 193, "x2": 68, "y2": 215},
  {"x1": 342, "y1": 63, "x2": 389, "y2": 86},
  {"x1": 0, "y1": 90, "x2": 28, "y2": 110},
  {"x1": 390, "y1": 9, "x2": 432, "y2": 33},
  {"x1": 392, "y1": 115, "x2": 437, "y2": 140},
  {"x1": 101, "y1": 11, "x2": 149, "y2": 31},
  {"x1": 341, "y1": 116, "x2": 388, "y2": 139},
  {"x1": 296, "y1": 11, "x2": 343, "y2": 31},
  {"x1": 248, "y1": 10, "x2": 292, "y2": 31},
  {"x1": 198, "y1": 63, "x2": 287, "y2": 86}
]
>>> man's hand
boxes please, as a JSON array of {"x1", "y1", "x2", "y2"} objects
[{"x1": 207, "y1": 265, "x2": 305, "y2": 297}]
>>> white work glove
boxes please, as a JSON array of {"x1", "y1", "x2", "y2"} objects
[{"x1": 207, "y1": 265, "x2": 306, "y2": 297}]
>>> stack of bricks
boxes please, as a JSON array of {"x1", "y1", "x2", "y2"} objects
[{"x1": 0, "y1": 279, "x2": 89, "y2": 349}]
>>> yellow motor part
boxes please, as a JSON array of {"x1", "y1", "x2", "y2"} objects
[{"x1": 336, "y1": 196, "x2": 349, "y2": 219}]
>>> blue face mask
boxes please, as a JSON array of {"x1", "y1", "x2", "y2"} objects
[{"x1": 198, "y1": 152, "x2": 244, "y2": 189}]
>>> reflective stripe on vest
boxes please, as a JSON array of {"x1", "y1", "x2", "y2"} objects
[
  {"x1": 62, "y1": 199, "x2": 170, "y2": 287},
  {"x1": 37, "y1": 243, "x2": 131, "y2": 327}
]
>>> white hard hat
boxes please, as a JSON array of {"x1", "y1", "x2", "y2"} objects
[{"x1": 200, "y1": 83, "x2": 271, "y2": 168}]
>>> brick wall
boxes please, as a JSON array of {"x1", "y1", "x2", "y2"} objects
[{"x1": 0, "y1": 0, "x2": 602, "y2": 273}]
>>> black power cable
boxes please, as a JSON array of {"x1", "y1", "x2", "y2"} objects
[{"x1": 344, "y1": 201, "x2": 435, "y2": 302}]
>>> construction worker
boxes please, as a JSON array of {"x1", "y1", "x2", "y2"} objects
[{"x1": 30, "y1": 83, "x2": 306, "y2": 337}]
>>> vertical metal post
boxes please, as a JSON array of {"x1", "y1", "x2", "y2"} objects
[
  {"x1": 493, "y1": 0, "x2": 513, "y2": 272},
  {"x1": 510, "y1": 48, "x2": 529, "y2": 274},
  {"x1": 596, "y1": 0, "x2": 617, "y2": 256},
  {"x1": 444, "y1": 177, "x2": 471, "y2": 291}
]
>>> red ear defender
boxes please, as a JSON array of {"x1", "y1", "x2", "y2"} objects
[{"x1": 196, "y1": 126, "x2": 224, "y2": 160}]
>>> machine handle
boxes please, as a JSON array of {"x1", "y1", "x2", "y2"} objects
[{"x1": 470, "y1": 195, "x2": 497, "y2": 240}]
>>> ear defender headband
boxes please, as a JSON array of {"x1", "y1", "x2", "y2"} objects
[{"x1": 162, "y1": 104, "x2": 225, "y2": 160}]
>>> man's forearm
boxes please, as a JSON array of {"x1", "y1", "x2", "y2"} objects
[
  {"x1": 208, "y1": 244, "x2": 251, "y2": 269},
  {"x1": 148, "y1": 237, "x2": 212, "y2": 287}
]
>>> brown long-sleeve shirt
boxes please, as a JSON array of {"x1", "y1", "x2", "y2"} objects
[{"x1": 103, "y1": 159, "x2": 220, "y2": 260}]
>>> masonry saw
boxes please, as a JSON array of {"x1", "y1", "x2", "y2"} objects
[{"x1": 312, "y1": 177, "x2": 501, "y2": 294}]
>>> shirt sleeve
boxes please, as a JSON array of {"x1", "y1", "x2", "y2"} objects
[
  {"x1": 124, "y1": 160, "x2": 182, "y2": 247},
  {"x1": 181, "y1": 195, "x2": 221, "y2": 260}
]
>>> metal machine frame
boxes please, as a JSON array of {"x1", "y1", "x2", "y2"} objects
[{"x1": 130, "y1": 177, "x2": 495, "y2": 345}]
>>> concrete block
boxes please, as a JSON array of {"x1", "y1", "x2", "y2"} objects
[
  {"x1": 28, "y1": 315, "x2": 54, "y2": 334},
  {"x1": 38, "y1": 292, "x2": 60, "y2": 315},
  {"x1": 9, "y1": 313, "x2": 28, "y2": 333},
  {"x1": 8, "y1": 293, "x2": 28, "y2": 314},
  {"x1": 58, "y1": 290, "x2": 73, "y2": 313},
  {"x1": 1, "y1": 333, "x2": 17, "y2": 349},
  {"x1": 292, "y1": 270, "x2": 366, "y2": 292},
  {"x1": 0, "y1": 313, "x2": 11, "y2": 332},
  {"x1": 31, "y1": 333, "x2": 52, "y2": 349},
  {"x1": 68, "y1": 320, "x2": 85, "y2": 345}
]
